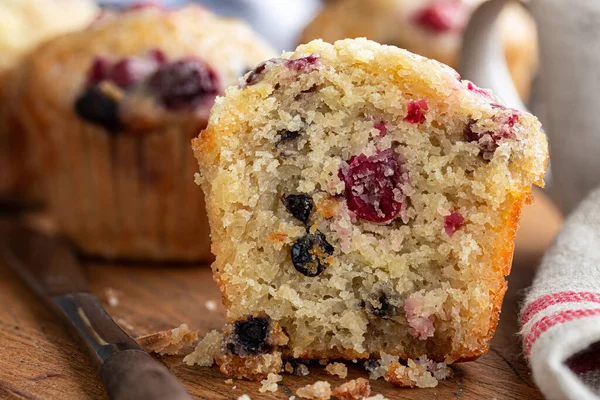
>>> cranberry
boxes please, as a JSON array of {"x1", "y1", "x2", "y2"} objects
[
  {"x1": 467, "y1": 81, "x2": 493, "y2": 98},
  {"x1": 87, "y1": 57, "x2": 111, "y2": 86},
  {"x1": 339, "y1": 149, "x2": 405, "y2": 223},
  {"x1": 149, "y1": 59, "x2": 219, "y2": 110},
  {"x1": 291, "y1": 232, "x2": 334, "y2": 277},
  {"x1": 285, "y1": 55, "x2": 319, "y2": 71},
  {"x1": 464, "y1": 109, "x2": 520, "y2": 156},
  {"x1": 413, "y1": 0, "x2": 466, "y2": 33},
  {"x1": 228, "y1": 315, "x2": 272, "y2": 355},
  {"x1": 403, "y1": 99, "x2": 429, "y2": 124},
  {"x1": 147, "y1": 48, "x2": 167, "y2": 65},
  {"x1": 74, "y1": 86, "x2": 121, "y2": 132},
  {"x1": 374, "y1": 122, "x2": 387, "y2": 137},
  {"x1": 126, "y1": 2, "x2": 162, "y2": 12},
  {"x1": 110, "y1": 57, "x2": 158, "y2": 89},
  {"x1": 282, "y1": 194, "x2": 313, "y2": 225},
  {"x1": 444, "y1": 211, "x2": 464, "y2": 236}
]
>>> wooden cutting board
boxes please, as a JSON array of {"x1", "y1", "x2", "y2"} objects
[
  {"x1": 0, "y1": 251, "x2": 540, "y2": 400},
  {"x1": 0, "y1": 193, "x2": 562, "y2": 399}
]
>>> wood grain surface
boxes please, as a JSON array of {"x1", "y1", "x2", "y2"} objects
[{"x1": 0, "y1": 196, "x2": 562, "y2": 399}]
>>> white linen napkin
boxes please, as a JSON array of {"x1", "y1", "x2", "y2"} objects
[{"x1": 520, "y1": 187, "x2": 600, "y2": 400}]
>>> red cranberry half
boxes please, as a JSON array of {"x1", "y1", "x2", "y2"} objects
[
  {"x1": 444, "y1": 211, "x2": 464, "y2": 236},
  {"x1": 413, "y1": 0, "x2": 466, "y2": 33},
  {"x1": 404, "y1": 99, "x2": 429, "y2": 124},
  {"x1": 149, "y1": 59, "x2": 219, "y2": 110},
  {"x1": 339, "y1": 149, "x2": 405, "y2": 223},
  {"x1": 110, "y1": 57, "x2": 159, "y2": 89}
]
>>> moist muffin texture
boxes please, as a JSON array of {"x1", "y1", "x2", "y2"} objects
[
  {"x1": 192, "y1": 39, "x2": 547, "y2": 374},
  {"x1": 9, "y1": 5, "x2": 274, "y2": 260},
  {"x1": 300, "y1": 0, "x2": 538, "y2": 101}
]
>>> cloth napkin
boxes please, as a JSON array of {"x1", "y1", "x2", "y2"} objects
[{"x1": 520, "y1": 187, "x2": 600, "y2": 400}]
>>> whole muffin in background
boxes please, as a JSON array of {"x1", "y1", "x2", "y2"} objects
[
  {"x1": 300, "y1": 0, "x2": 537, "y2": 101},
  {"x1": 0, "y1": 0, "x2": 98, "y2": 204},
  {"x1": 9, "y1": 5, "x2": 275, "y2": 261}
]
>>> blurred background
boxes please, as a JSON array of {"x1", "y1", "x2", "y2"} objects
[{"x1": 99, "y1": 0, "x2": 323, "y2": 51}]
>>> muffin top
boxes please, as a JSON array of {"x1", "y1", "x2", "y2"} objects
[
  {"x1": 0, "y1": 0, "x2": 98, "y2": 72},
  {"x1": 300, "y1": 0, "x2": 536, "y2": 70},
  {"x1": 14, "y1": 5, "x2": 276, "y2": 134}
]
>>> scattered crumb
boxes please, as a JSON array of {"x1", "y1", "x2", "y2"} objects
[
  {"x1": 365, "y1": 395, "x2": 389, "y2": 400},
  {"x1": 137, "y1": 324, "x2": 198, "y2": 355},
  {"x1": 318, "y1": 360, "x2": 329, "y2": 366},
  {"x1": 259, "y1": 373, "x2": 282, "y2": 393},
  {"x1": 325, "y1": 362, "x2": 348, "y2": 379},
  {"x1": 364, "y1": 354, "x2": 451, "y2": 388},
  {"x1": 289, "y1": 397, "x2": 296, "y2": 400},
  {"x1": 237, "y1": 395, "x2": 251, "y2": 400},
  {"x1": 183, "y1": 330, "x2": 224, "y2": 367},
  {"x1": 205, "y1": 300, "x2": 218, "y2": 311},
  {"x1": 233, "y1": 386, "x2": 237, "y2": 390},
  {"x1": 385, "y1": 357, "x2": 451, "y2": 388},
  {"x1": 296, "y1": 381, "x2": 332, "y2": 400},
  {"x1": 103, "y1": 288, "x2": 123, "y2": 307},
  {"x1": 332, "y1": 378, "x2": 370, "y2": 400},
  {"x1": 297, "y1": 364, "x2": 310, "y2": 376},
  {"x1": 285, "y1": 361, "x2": 310, "y2": 376},
  {"x1": 225, "y1": 379, "x2": 234, "y2": 384}
]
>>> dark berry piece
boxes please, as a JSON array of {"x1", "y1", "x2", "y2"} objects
[
  {"x1": 339, "y1": 149, "x2": 405, "y2": 224},
  {"x1": 228, "y1": 315, "x2": 272, "y2": 355},
  {"x1": 74, "y1": 86, "x2": 121, "y2": 132},
  {"x1": 370, "y1": 294, "x2": 398, "y2": 320},
  {"x1": 149, "y1": 59, "x2": 219, "y2": 110},
  {"x1": 110, "y1": 57, "x2": 158, "y2": 89},
  {"x1": 282, "y1": 194, "x2": 313, "y2": 225},
  {"x1": 291, "y1": 232, "x2": 334, "y2": 277},
  {"x1": 276, "y1": 129, "x2": 302, "y2": 144},
  {"x1": 413, "y1": 0, "x2": 466, "y2": 33},
  {"x1": 364, "y1": 359, "x2": 381, "y2": 373},
  {"x1": 245, "y1": 62, "x2": 268, "y2": 86},
  {"x1": 403, "y1": 99, "x2": 429, "y2": 124},
  {"x1": 87, "y1": 57, "x2": 111, "y2": 86},
  {"x1": 444, "y1": 211, "x2": 465, "y2": 236}
]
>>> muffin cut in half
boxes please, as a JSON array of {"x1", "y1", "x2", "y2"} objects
[{"x1": 192, "y1": 39, "x2": 547, "y2": 377}]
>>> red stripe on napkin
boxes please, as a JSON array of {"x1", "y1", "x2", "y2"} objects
[
  {"x1": 524, "y1": 308, "x2": 600, "y2": 356},
  {"x1": 521, "y1": 291, "x2": 600, "y2": 325}
]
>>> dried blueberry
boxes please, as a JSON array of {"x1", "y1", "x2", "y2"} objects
[
  {"x1": 291, "y1": 232, "x2": 334, "y2": 277},
  {"x1": 245, "y1": 62, "x2": 268, "y2": 85},
  {"x1": 276, "y1": 129, "x2": 302, "y2": 144},
  {"x1": 339, "y1": 149, "x2": 405, "y2": 223},
  {"x1": 74, "y1": 86, "x2": 121, "y2": 132},
  {"x1": 227, "y1": 315, "x2": 272, "y2": 355},
  {"x1": 282, "y1": 194, "x2": 313, "y2": 225},
  {"x1": 369, "y1": 294, "x2": 398, "y2": 320},
  {"x1": 364, "y1": 359, "x2": 381, "y2": 373},
  {"x1": 149, "y1": 59, "x2": 219, "y2": 110}
]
